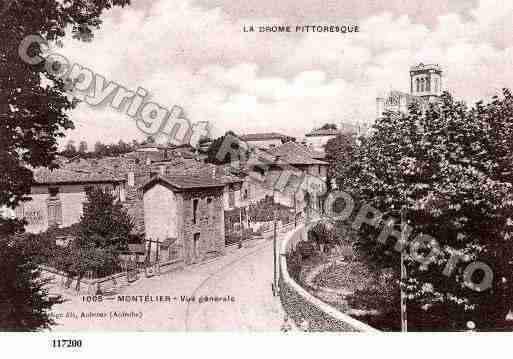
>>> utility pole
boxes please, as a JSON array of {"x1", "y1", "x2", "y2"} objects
[
  {"x1": 400, "y1": 207, "x2": 408, "y2": 332},
  {"x1": 272, "y1": 156, "x2": 280, "y2": 297},
  {"x1": 294, "y1": 194, "x2": 297, "y2": 227},
  {"x1": 272, "y1": 189, "x2": 278, "y2": 296},
  {"x1": 238, "y1": 207, "x2": 243, "y2": 249}
]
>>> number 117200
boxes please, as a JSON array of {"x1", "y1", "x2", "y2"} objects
[{"x1": 51, "y1": 339, "x2": 82, "y2": 348}]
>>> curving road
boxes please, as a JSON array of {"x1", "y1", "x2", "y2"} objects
[
  {"x1": 184, "y1": 237, "x2": 284, "y2": 331},
  {"x1": 48, "y1": 233, "x2": 289, "y2": 331}
]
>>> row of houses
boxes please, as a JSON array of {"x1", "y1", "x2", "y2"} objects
[
  {"x1": 12, "y1": 135, "x2": 330, "y2": 265},
  {"x1": 239, "y1": 122, "x2": 363, "y2": 153}
]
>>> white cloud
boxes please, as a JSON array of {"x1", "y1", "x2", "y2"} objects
[{"x1": 57, "y1": 0, "x2": 513, "y2": 147}]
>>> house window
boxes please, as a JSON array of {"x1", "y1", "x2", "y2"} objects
[
  {"x1": 47, "y1": 187, "x2": 62, "y2": 227},
  {"x1": 193, "y1": 198, "x2": 199, "y2": 224},
  {"x1": 253, "y1": 165, "x2": 265, "y2": 176},
  {"x1": 127, "y1": 172, "x2": 135, "y2": 187},
  {"x1": 207, "y1": 198, "x2": 213, "y2": 223},
  {"x1": 416, "y1": 78, "x2": 420, "y2": 92},
  {"x1": 15, "y1": 204, "x2": 24, "y2": 219}
]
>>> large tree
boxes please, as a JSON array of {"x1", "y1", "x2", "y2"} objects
[
  {"x1": 0, "y1": 0, "x2": 130, "y2": 227},
  {"x1": 344, "y1": 91, "x2": 513, "y2": 329},
  {"x1": 77, "y1": 187, "x2": 133, "y2": 250},
  {"x1": 325, "y1": 132, "x2": 360, "y2": 192},
  {"x1": 0, "y1": 0, "x2": 131, "y2": 330},
  {"x1": 0, "y1": 236, "x2": 63, "y2": 331},
  {"x1": 205, "y1": 131, "x2": 248, "y2": 165}
]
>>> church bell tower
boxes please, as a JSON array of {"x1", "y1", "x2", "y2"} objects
[{"x1": 410, "y1": 63, "x2": 443, "y2": 102}]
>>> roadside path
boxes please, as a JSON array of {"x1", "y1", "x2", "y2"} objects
[{"x1": 47, "y1": 232, "x2": 290, "y2": 331}]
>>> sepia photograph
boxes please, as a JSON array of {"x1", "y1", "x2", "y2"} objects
[{"x1": 1, "y1": 0, "x2": 513, "y2": 356}]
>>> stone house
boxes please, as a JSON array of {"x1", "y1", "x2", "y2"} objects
[
  {"x1": 267, "y1": 142, "x2": 328, "y2": 206},
  {"x1": 15, "y1": 167, "x2": 126, "y2": 233},
  {"x1": 140, "y1": 174, "x2": 226, "y2": 265}
]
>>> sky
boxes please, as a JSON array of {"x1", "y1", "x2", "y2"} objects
[{"x1": 55, "y1": 0, "x2": 513, "y2": 148}]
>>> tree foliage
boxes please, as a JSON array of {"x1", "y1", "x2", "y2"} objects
[
  {"x1": 205, "y1": 131, "x2": 248, "y2": 165},
  {"x1": 319, "y1": 123, "x2": 338, "y2": 130},
  {"x1": 308, "y1": 221, "x2": 337, "y2": 249},
  {"x1": 341, "y1": 90, "x2": 513, "y2": 328},
  {"x1": 325, "y1": 132, "x2": 360, "y2": 191},
  {"x1": 0, "y1": 0, "x2": 130, "y2": 212},
  {"x1": 0, "y1": 0, "x2": 131, "y2": 331},
  {"x1": 0, "y1": 236, "x2": 63, "y2": 331},
  {"x1": 77, "y1": 187, "x2": 133, "y2": 250}
]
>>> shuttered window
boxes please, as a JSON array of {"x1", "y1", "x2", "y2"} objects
[
  {"x1": 47, "y1": 201, "x2": 62, "y2": 227},
  {"x1": 47, "y1": 187, "x2": 62, "y2": 227}
]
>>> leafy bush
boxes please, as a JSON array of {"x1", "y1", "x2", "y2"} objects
[
  {"x1": 23, "y1": 188, "x2": 134, "y2": 281},
  {"x1": 296, "y1": 240, "x2": 315, "y2": 260},
  {"x1": 225, "y1": 228, "x2": 255, "y2": 246},
  {"x1": 248, "y1": 196, "x2": 293, "y2": 223},
  {"x1": 308, "y1": 221, "x2": 338, "y2": 253}
]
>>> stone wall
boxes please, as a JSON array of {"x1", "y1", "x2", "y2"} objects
[
  {"x1": 181, "y1": 188, "x2": 225, "y2": 264},
  {"x1": 279, "y1": 224, "x2": 379, "y2": 332}
]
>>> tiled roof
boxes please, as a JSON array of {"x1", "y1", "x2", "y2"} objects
[
  {"x1": 305, "y1": 128, "x2": 339, "y2": 137},
  {"x1": 308, "y1": 149, "x2": 326, "y2": 159},
  {"x1": 240, "y1": 132, "x2": 287, "y2": 141},
  {"x1": 124, "y1": 150, "x2": 167, "y2": 163},
  {"x1": 140, "y1": 174, "x2": 227, "y2": 192},
  {"x1": 267, "y1": 142, "x2": 328, "y2": 165},
  {"x1": 33, "y1": 167, "x2": 125, "y2": 185}
]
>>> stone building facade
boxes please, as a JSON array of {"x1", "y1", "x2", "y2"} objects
[
  {"x1": 15, "y1": 167, "x2": 125, "y2": 233},
  {"x1": 141, "y1": 175, "x2": 226, "y2": 265}
]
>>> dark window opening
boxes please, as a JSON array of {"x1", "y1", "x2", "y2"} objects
[
  {"x1": 193, "y1": 198, "x2": 199, "y2": 224},
  {"x1": 49, "y1": 187, "x2": 60, "y2": 199},
  {"x1": 207, "y1": 198, "x2": 213, "y2": 223},
  {"x1": 252, "y1": 165, "x2": 265, "y2": 176}
]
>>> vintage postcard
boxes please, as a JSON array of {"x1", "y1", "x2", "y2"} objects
[{"x1": 1, "y1": 0, "x2": 513, "y2": 353}]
